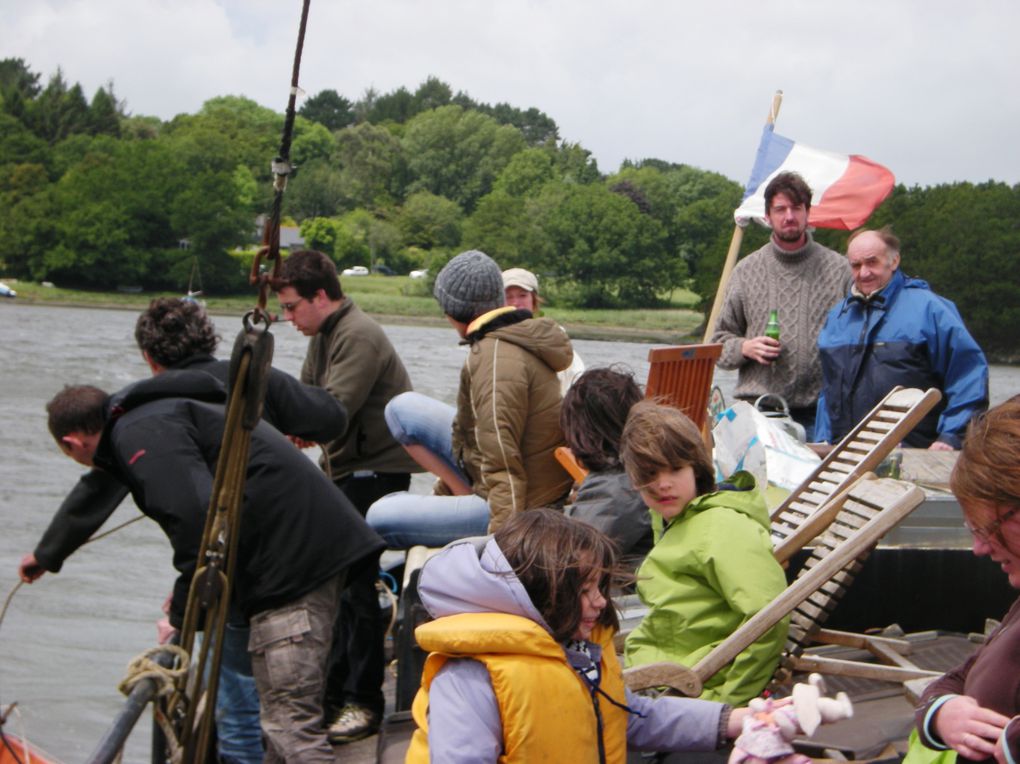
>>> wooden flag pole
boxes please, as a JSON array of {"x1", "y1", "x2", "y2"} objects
[{"x1": 702, "y1": 90, "x2": 784, "y2": 343}]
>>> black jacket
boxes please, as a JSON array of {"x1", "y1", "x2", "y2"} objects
[
  {"x1": 93, "y1": 371, "x2": 383, "y2": 626},
  {"x1": 34, "y1": 355, "x2": 347, "y2": 573}
]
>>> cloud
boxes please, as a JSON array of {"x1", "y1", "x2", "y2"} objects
[{"x1": 6, "y1": 0, "x2": 1019, "y2": 186}]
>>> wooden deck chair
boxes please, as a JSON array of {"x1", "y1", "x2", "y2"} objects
[
  {"x1": 555, "y1": 343, "x2": 724, "y2": 483},
  {"x1": 644, "y1": 343, "x2": 723, "y2": 434},
  {"x1": 770, "y1": 387, "x2": 942, "y2": 556},
  {"x1": 623, "y1": 476, "x2": 929, "y2": 698}
]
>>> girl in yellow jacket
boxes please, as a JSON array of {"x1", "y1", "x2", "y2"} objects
[{"x1": 405, "y1": 508, "x2": 753, "y2": 763}]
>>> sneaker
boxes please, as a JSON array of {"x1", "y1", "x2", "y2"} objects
[{"x1": 327, "y1": 704, "x2": 380, "y2": 743}]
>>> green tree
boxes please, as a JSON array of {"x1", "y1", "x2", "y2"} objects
[
  {"x1": 492, "y1": 148, "x2": 555, "y2": 197},
  {"x1": 333, "y1": 122, "x2": 406, "y2": 209},
  {"x1": 291, "y1": 116, "x2": 335, "y2": 167},
  {"x1": 461, "y1": 190, "x2": 531, "y2": 266},
  {"x1": 412, "y1": 77, "x2": 453, "y2": 113},
  {"x1": 88, "y1": 83, "x2": 122, "y2": 137},
  {"x1": 334, "y1": 209, "x2": 402, "y2": 270},
  {"x1": 530, "y1": 181, "x2": 671, "y2": 307},
  {"x1": 299, "y1": 216, "x2": 342, "y2": 256},
  {"x1": 286, "y1": 158, "x2": 346, "y2": 219},
  {"x1": 365, "y1": 86, "x2": 415, "y2": 124},
  {"x1": 554, "y1": 141, "x2": 601, "y2": 184},
  {"x1": 402, "y1": 105, "x2": 526, "y2": 212},
  {"x1": 398, "y1": 191, "x2": 463, "y2": 249},
  {"x1": 299, "y1": 89, "x2": 354, "y2": 131}
]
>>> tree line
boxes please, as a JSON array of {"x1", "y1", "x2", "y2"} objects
[{"x1": 1, "y1": 58, "x2": 1017, "y2": 357}]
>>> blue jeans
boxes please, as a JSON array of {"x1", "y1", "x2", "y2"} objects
[
  {"x1": 217, "y1": 623, "x2": 264, "y2": 764},
  {"x1": 370, "y1": 392, "x2": 489, "y2": 547},
  {"x1": 384, "y1": 392, "x2": 468, "y2": 484},
  {"x1": 366, "y1": 490, "x2": 490, "y2": 548}
]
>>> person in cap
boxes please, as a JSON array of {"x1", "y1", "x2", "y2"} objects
[
  {"x1": 502, "y1": 267, "x2": 585, "y2": 393},
  {"x1": 366, "y1": 250, "x2": 575, "y2": 547}
]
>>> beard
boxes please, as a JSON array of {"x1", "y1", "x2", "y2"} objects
[{"x1": 774, "y1": 224, "x2": 806, "y2": 243}]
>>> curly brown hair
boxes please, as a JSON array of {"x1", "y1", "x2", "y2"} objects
[
  {"x1": 951, "y1": 397, "x2": 1020, "y2": 527},
  {"x1": 135, "y1": 298, "x2": 218, "y2": 368},
  {"x1": 560, "y1": 366, "x2": 643, "y2": 472},
  {"x1": 620, "y1": 400, "x2": 716, "y2": 496},
  {"x1": 494, "y1": 508, "x2": 627, "y2": 642}
]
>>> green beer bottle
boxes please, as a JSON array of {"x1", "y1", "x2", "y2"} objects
[{"x1": 765, "y1": 309, "x2": 780, "y2": 341}]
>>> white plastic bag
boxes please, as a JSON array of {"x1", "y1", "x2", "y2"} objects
[{"x1": 713, "y1": 401, "x2": 820, "y2": 491}]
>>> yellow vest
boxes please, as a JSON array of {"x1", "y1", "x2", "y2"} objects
[{"x1": 405, "y1": 612, "x2": 629, "y2": 764}]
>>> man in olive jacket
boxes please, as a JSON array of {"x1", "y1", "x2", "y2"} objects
[
  {"x1": 366, "y1": 249, "x2": 574, "y2": 546},
  {"x1": 275, "y1": 250, "x2": 419, "y2": 742}
]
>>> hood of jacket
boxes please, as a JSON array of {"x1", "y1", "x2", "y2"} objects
[
  {"x1": 418, "y1": 536, "x2": 552, "y2": 634},
  {"x1": 107, "y1": 369, "x2": 226, "y2": 418},
  {"x1": 668, "y1": 470, "x2": 770, "y2": 534},
  {"x1": 466, "y1": 308, "x2": 573, "y2": 374}
]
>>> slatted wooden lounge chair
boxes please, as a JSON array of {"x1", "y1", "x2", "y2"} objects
[
  {"x1": 770, "y1": 386, "x2": 942, "y2": 558},
  {"x1": 623, "y1": 476, "x2": 932, "y2": 698}
]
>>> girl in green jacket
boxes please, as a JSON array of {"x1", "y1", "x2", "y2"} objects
[{"x1": 620, "y1": 401, "x2": 789, "y2": 705}]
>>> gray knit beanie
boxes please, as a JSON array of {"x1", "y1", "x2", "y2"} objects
[{"x1": 433, "y1": 250, "x2": 506, "y2": 322}]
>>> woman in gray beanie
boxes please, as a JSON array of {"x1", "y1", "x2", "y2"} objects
[{"x1": 367, "y1": 250, "x2": 575, "y2": 546}]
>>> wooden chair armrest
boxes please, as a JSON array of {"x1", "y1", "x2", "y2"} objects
[{"x1": 623, "y1": 662, "x2": 703, "y2": 697}]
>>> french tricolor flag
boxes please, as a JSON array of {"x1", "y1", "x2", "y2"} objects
[{"x1": 733, "y1": 125, "x2": 895, "y2": 230}]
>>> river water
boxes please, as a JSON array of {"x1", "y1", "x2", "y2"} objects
[{"x1": 0, "y1": 302, "x2": 1018, "y2": 762}]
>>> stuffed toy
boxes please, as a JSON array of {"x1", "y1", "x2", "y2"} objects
[{"x1": 729, "y1": 674, "x2": 853, "y2": 764}]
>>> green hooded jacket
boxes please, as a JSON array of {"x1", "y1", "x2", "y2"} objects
[{"x1": 623, "y1": 471, "x2": 789, "y2": 704}]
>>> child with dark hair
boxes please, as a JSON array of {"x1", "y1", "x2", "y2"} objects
[
  {"x1": 561, "y1": 366, "x2": 652, "y2": 566},
  {"x1": 405, "y1": 508, "x2": 755, "y2": 762},
  {"x1": 621, "y1": 401, "x2": 788, "y2": 705}
]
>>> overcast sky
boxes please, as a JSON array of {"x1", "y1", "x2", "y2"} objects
[{"x1": 7, "y1": 0, "x2": 1019, "y2": 188}]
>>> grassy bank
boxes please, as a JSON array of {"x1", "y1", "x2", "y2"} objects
[{"x1": 4, "y1": 276, "x2": 706, "y2": 343}]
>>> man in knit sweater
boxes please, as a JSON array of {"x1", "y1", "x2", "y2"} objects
[{"x1": 711, "y1": 172, "x2": 850, "y2": 441}]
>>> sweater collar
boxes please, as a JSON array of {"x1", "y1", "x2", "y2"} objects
[
  {"x1": 317, "y1": 297, "x2": 353, "y2": 336},
  {"x1": 768, "y1": 231, "x2": 819, "y2": 264}
]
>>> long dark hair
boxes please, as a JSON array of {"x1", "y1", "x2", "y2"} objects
[
  {"x1": 495, "y1": 508, "x2": 627, "y2": 642},
  {"x1": 560, "y1": 366, "x2": 643, "y2": 472}
]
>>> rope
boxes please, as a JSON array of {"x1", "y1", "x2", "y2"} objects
[
  {"x1": 117, "y1": 645, "x2": 190, "y2": 698},
  {"x1": 0, "y1": 581, "x2": 22, "y2": 639}
]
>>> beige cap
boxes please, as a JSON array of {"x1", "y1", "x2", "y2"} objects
[{"x1": 501, "y1": 267, "x2": 539, "y2": 294}]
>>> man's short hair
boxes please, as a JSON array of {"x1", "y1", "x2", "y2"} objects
[
  {"x1": 135, "y1": 298, "x2": 219, "y2": 368},
  {"x1": 764, "y1": 172, "x2": 813, "y2": 214},
  {"x1": 47, "y1": 385, "x2": 108, "y2": 441},
  {"x1": 278, "y1": 250, "x2": 344, "y2": 301},
  {"x1": 848, "y1": 225, "x2": 901, "y2": 263}
]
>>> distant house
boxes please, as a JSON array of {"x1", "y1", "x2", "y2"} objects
[{"x1": 253, "y1": 215, "x2": 305, "y2": 249}]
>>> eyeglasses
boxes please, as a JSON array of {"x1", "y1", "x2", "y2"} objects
[
  {"x1": 278, "y1": 297, "x2": 308, "y2": 313},
  {"x1": 964, "y1": 505, "x2": 1020, "y2": 542}
]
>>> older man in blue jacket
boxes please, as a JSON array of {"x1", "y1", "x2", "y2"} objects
[{"x1": 815, "y1": 226, "x2": 988, "y2": 450}]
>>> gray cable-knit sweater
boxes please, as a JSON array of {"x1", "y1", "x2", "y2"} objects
[{"x1": 711, "y1": 233, "x2": 850, "y2": 409}]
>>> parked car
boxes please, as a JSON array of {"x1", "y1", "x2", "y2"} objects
[
  {"x1": 372, "y1": 264, "x2": 397, "y2": 276},
  {"x1": 409, "y1": 269, "x2": 428, "y2": 279},
  {"x1": 341, "y1": 265, "x2": 369, "y2": 277},
  {"x1": 0, "y1": 282, "x2": 16, "y2": 298}
]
